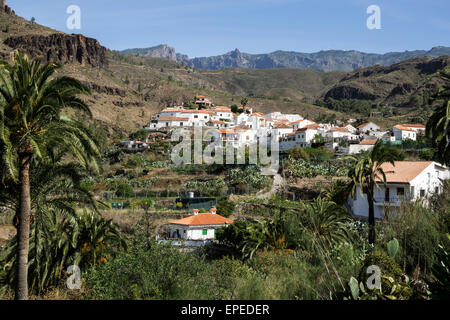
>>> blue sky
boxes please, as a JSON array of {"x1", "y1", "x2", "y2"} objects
[{"x1": 8, "y1": 0, "x2": 450, "y2": 58}]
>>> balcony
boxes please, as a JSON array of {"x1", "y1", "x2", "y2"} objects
[{"x1": 373, "y1": 195, "x2": 408, "y2": 207}]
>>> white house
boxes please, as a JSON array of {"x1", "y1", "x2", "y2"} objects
[
  {"x1": 271, "y1": 122, "x2": 294, "y2": 142},
  {"x1": 343, "y1": 124, "x2": 358, "y2": 134},
  {"x1": 195, "y1": 95, "x2": 213, "y2": 108},
  {"x1": 340, "y1": 139, "x2": 377, "y2": 155},
  {"x1": 292, "y1": 119, "x2": 316, "y2": 131},
  {"x1": 348, "y1": 161, "x2": 450, "y2": 219},
  {"x1": 357, "y1": 122, "x2": 380, "y2": 133},
  {"x1": 168, "y1": 208, "x2": 234, "y2": 240},
  {"x1": 393, "y1": 125, "x2": 417, "y2": 141},
  {"x1": 400, "y1": 124, "x2": 426, "y2": 134},
  {"x1": 211, "y1": 106, "x2": 234, "y2": 121},
  {"x1": 279, "y1": 127, "x2": 318, "y2": 151}
]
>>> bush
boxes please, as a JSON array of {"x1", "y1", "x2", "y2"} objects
[
  {"x1": 216, "y1": 200, "x2": 236, "y2": 218},
  {"x1": 116, "y1": 183, "x2": 134, "y2": 198},
  {"x1": 380, "y1": 202, "x2": 441, "y2": 276},
  {"x1": 283, "y1": 157, "x2": 349, "y2": 178},
  {"x1": 354, "y1": 251, "x2": 413, "y2": 300},
  {"x1": 85, "y1": 241, "x2": 217, "y2": 300},
  {"x1": 227, "y1": 165, "x2": 270, "y2": 192}
]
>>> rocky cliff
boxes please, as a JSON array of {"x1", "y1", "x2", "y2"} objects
[{"x1": 3, "y1": 33, "x2": 108, "y2": 68}]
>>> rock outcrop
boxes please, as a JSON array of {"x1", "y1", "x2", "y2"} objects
[{"x1": 3, "y1": 33, "x2": 108, "y2": 68}]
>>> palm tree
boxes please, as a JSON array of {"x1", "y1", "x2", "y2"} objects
[
  {"x1": 346, "y1": 141, "x2": 403, "y2": 244},
  {"x1": 0, "y1": 52, "x2": 99, "y2": 300},
  {"x1": 297, "y1": 198, "x2": 351, "y2": 251},
  {"x1": 426, "y1": 68, "x2": 450, "y2": 165}
]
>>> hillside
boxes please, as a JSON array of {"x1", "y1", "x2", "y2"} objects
[
  {"x1": 0, "y1": 8, "x2": 448, "y2": 134},
  {"x1": 323, "y1": 56, "x2": 450, "y2": 107},
  {"x1": 121, "y1": 44, "x2": 450, "y2": 72},
  {"x1": 0, "y1": 10, "x2": 161, "y2": 133}
]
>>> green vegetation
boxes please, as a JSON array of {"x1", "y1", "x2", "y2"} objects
[
  {"x1": 0, "y1": 53, "x2": 100, "y2": 300},
  {"x1": 0, "y1": 53, "x2": 449, "y2": 302},
  {"x1": 346, "y1": 141, "x2": 404, "y2": 244},
  {"x1": 283, "y1": 157, "x2": 349, "y2": 178},
  {"x1": 426, "y1": 68, "x2": 450, "y2": 165}
]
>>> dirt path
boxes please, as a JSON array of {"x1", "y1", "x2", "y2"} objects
[{"x1": 256, "y1": 173, "x2": 285, "y2": 199}]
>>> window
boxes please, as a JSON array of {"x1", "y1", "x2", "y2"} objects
[
  {"x1": 385, "y1": 188, "x2": 390, "y2": 202},
  {"x1": 420, "y1": 190, "x2": 425, "y2": 197},
  {"x1": 202, "y1": 229, "x2": 207, "y2": 236},
  {"x1": 435, "y1": 187, "x2": 439, "y2": 194},
  {"x1": 194, "y1": 115, "x2": 198, "y2": 119},
  {"x1": 397, "y1": 188, "x2": 404, "y2": 196}
]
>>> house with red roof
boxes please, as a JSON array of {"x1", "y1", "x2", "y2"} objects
[
  {"x1": 167, "y1": 208, "x2": 234, "y2": 240},
  {"x1": 348, "y1": 161, "x2": 450, "y2": 219},
  {"x1": 393, "y1": 125, "x2": 417, "y2": 141}
]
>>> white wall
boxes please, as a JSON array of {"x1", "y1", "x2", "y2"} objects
[
  {"x1": 169, "y1": 225, "x2": 230, "y2": 240},
  {"x1": 348, "y1": 162, "x2": 450, "y2": 219}
]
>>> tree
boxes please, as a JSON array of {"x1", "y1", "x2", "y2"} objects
[
  {"x1": 346, "y1": 141, "x2": 403, "y2": 244},
  {"x1": 426, "y1": 68, "x2": 450, "y2": 165},
  {"x1": 30, "y1": 17, "x2": 36, "y2": 24},
  {"x1": 230, "y1": 104, "x2": 239, "y2": 114},
  {"x1": 0, "y1": 52, "x2": 99, "y2": 300},
  {"x1": 240, "y1": 97, "x2": 248, "y2": 107}
]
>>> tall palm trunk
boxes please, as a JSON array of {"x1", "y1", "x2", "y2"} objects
[
  {"x1": 367, "y1": 182, "x2": 376, "y2": 244},
  {"x1": 15, "y1": 151, "x2": 32, "y2": 300}
]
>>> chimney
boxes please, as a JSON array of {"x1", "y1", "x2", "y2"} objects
[
  {"x1": 193, "y1": 209, "x2": 199, "y2": 216},
  {"x1": 209, "y1": 207, "x2": 217, "y2": 215}
]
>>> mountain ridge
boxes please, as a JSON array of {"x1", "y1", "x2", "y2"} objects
[{"x1": 120, "y1": 45, "x2": 450, "y2": 72}]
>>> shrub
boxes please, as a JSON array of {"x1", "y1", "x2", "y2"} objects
[
  {"x1": 116, "y1": 183, "x2": 134, "y2": 198},
  {"x1": 216, "y1": 200, "x2": 236, "y2": 218},
  {"x1": 283, "y1": 157, "x2": 349, "y2": 178},
  {"x1": 85, "y1": 241, "x2": 217, "y2": 300},
  {"x1": 380, "y1": 202, "x2": 441, "y2": 276}
]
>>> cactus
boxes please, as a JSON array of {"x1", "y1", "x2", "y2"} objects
[
  {"x1": 349, "y1": 277, "x2": 360, "y2": 300},
  {"x1": 387, "y1": 238, "x2": 399, "y2": 259}
]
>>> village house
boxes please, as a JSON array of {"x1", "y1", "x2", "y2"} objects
[
  {"x1": 357, "y1": 122, "x2": 380, "y2": 134},
  {"x1": 339, "y1": 138, "x2": 378, "y2": 155},
  {"x1": 400, "y1": 124, "x2": 426, "y2": 134},
  {"x1": 167, "y1": 208, "x2": 234, "y2": 241},
  {"x1": 343, "y1": 123, "x2": 358, "y2": 134},
  {"x1": 292, "y1": 119, "x2": 316, "y2": 131},
  {"x1": 348, "y1": 161, "x2": 450, "y2": 219},
  {"x1": 393, "y1": 125, "x2": 417, "y2": 141},
  {"x1": 195, "y1": 95, "x2": 213, "y2": 108},
  {"x1": 279, "y1": 126, "x2": 319, "y2": 151}
]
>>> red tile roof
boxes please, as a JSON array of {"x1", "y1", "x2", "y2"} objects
[
  {"x1": 168, "y1": 213, "x2": 234, "y2": 226},
  {"x1": 360, "y1": 139, "x2": 378, "y2": 145},
  {"x1": 401, "y1": 124, "x2": 425, "y2": 129},
  {"x1": 158, "y1": 117, "x2": 189, "y2": 122},
  {"x1": 375, "y1": 161, "x2": 433, "y2": 183},
  {"x1": 394, "y1": 125, "x2": 415, "y2": 132}
]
